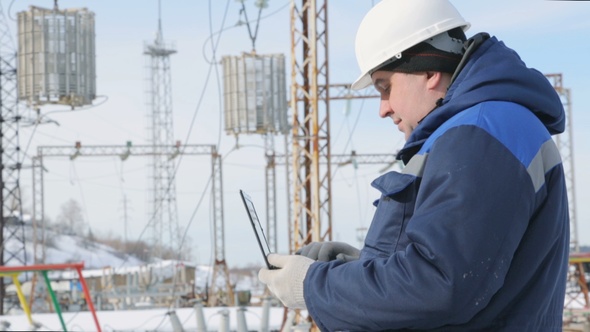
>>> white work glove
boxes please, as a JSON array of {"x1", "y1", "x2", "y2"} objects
[
  {"x1": 296, "y1": 241, "x2": 360, "y2": 262},
  {"x1": 258, "y1": 254, "x2": 314, "y2": 309}
]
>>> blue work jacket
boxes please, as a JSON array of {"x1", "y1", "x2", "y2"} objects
[{"x1": 304, "y1": 35, "x2": 570, "y2": 331}]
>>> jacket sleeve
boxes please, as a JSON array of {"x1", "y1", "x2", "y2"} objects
[{"x1": 304, "y1": 123, "x2": 540, "y2": 331}]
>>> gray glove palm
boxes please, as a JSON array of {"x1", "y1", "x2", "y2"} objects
[{"x1": 296, "y1": 241, "x2": 360, "y2": 262}]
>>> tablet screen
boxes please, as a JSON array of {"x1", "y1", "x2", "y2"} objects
[{"x1": 240, "y1": 190, "x2": 275, "y2": 269}]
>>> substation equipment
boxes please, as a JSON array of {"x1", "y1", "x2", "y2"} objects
[
  {"x1": 30, "y1": 143, "x2": 224, "y2": 309},
  {"x1": 221, "y1": 52, "x2": 289, "y2": 255}
]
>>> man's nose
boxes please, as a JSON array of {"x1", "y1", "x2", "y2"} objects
[{"x1": 379, "y1": 98, "x2": 392, "y2": 118}]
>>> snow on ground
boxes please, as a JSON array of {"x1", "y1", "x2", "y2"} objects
[{"x1": 0, "y1": 306, "x2": 288, "y2": 331}]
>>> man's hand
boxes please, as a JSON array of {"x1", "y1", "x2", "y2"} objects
[
  {"x1": 296, "y1": 241, "x2": 360, "y2": 262},
  {"x1": 258, "y1": 254, "x2": 314, "y2": 309}
]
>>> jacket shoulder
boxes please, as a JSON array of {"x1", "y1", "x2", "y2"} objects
[{"x1": 422, "y1": 101, "x2": 553, "y2": 168}]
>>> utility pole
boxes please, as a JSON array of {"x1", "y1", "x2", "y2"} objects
[{"x1": 121, "y1": 194, "x2": 130, "y2": 247}]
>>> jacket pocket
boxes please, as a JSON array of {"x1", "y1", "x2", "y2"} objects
[{"x1": 362, "y1": 171, "x2": 419, "y2": 258}]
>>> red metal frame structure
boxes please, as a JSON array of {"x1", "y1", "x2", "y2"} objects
[{"x1": 0, "y1": 262, "x2": 101, "y2": 332}]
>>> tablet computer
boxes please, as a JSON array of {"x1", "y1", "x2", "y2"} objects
[{"x1": 239, "y1": 189, "x2": 277, "y2": 269}]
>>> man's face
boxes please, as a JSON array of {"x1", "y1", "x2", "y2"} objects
[{"x1": 371, "y1": 71, "x2": 436, "y2": 140}]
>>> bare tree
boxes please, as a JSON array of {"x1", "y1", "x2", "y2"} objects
[{"x1": 56, "y1": 199, "x2": 85, "y2": 235}]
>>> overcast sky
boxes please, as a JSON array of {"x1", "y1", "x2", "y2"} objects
[{"x1": 5, "y1": 0, "x2": 589, "y2": 268}]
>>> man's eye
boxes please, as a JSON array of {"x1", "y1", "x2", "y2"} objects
[{"x1": 375, "y1": 85, "x2": 389, "y2": 94}]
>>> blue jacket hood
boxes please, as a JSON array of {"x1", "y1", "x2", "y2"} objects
[{"x1": 398, "y1": 34, "x2": 565, "y2": 163}]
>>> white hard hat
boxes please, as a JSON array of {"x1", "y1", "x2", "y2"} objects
[{"x1": 351, "y1": 0, "x2": 471, "y2": 90}]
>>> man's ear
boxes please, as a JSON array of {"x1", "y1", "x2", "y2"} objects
[
  {"x1": 426, "y1": 71, "x2": 451, "y2": 92},
  {"x1": 425, "y1": 71, "x2": 443, "y2": 90}
]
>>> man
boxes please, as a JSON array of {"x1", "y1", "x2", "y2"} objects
[{"x1": 259, "y1": 0, "x2": 569, "y2": 330}]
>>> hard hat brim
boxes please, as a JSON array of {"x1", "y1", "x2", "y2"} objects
[{"x1": 351, "y1": 72, "x2": 373, "y2": 91}]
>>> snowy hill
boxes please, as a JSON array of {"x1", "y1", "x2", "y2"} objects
[
  {"x1": 4, "y1": 221, "x2": 145, "y2": 269},
  {"x1": 41, "y1": 232, "x2": 146, "y2": 269}
]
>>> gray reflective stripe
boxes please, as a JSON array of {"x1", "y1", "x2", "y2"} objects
[
  {"x1": 401, "y1": 153, "x2": 428, "y2": 177},
  {"x1": 527, "y1": 139, "x2": 562, "y2": 192},
  {"x1": 401, "y1": 140, "x2": 560, "y2": 190}
]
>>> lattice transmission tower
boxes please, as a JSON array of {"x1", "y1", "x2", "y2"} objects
[
  {"x1": 143, "y1": 1, "x2": 180, "y2": 258},
  {"x1": 290, "y1": 0, "x2": 332, "y2": 254},
  {"x1": 0, "y1": 2, "x2": 25, "y2": 315}
]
